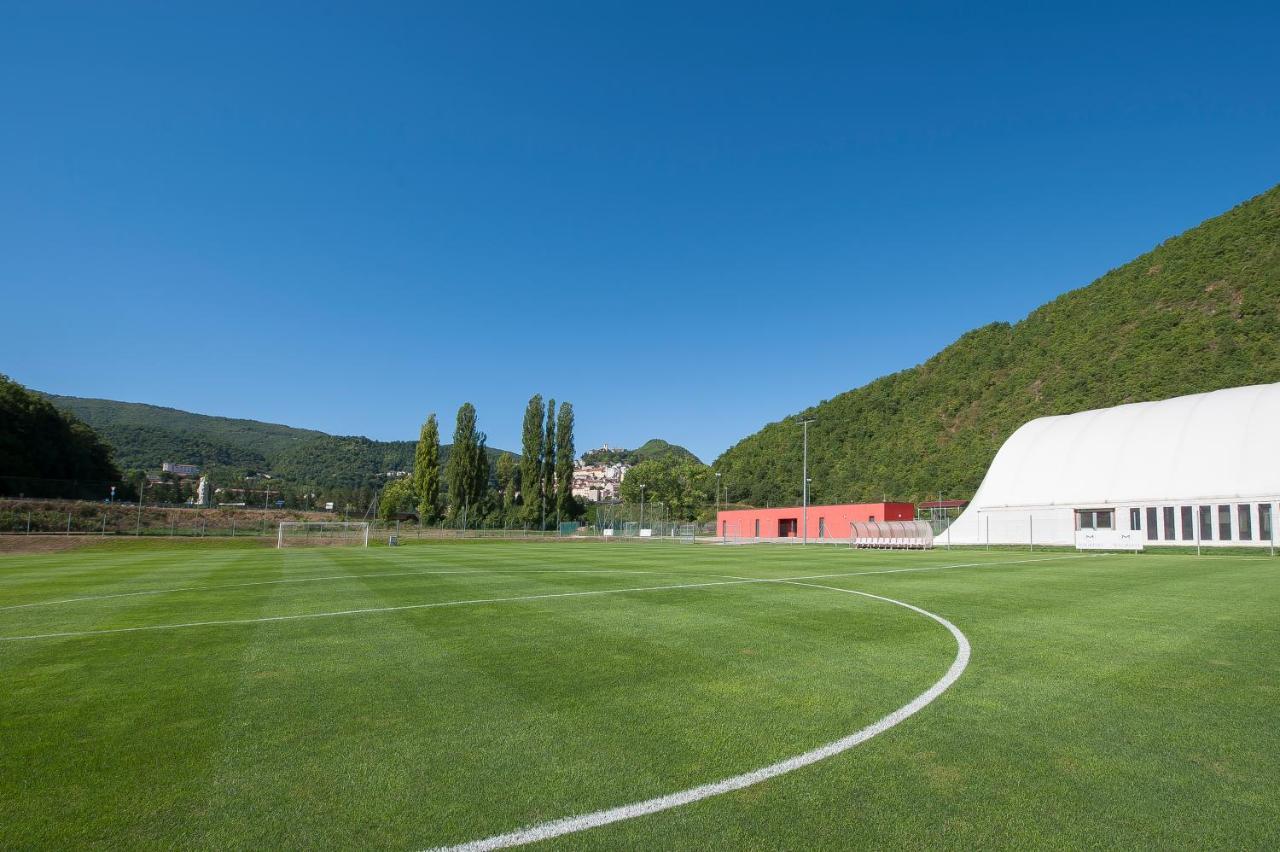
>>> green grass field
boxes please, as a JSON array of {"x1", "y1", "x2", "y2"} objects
[{"x1": 1, "y1": 539, "x2": 1277, "y2": 849}]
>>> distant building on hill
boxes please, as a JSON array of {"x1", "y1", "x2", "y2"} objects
[
  {"x1": 162, "y1": 462, "x2": 200, "y2": 477},
  {"x1": 572, "y1": 461, "x2": 628, "y2": 503}
]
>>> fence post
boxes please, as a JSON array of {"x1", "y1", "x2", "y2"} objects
[
  {"x1": 232, "y1": 519, "x2": 236, "y2": 538},
  {"x1": 26, "y1": 512, "x2": 31, "y2": 535},
  {"x1": 66, "y1": 511, "x2": 72, "y2": 536},
  {"x1": 101, "y1": 516, "x2": 106, "y2": 537},
  {"x1": 1029, "y1": 514, "x2": 1034, "y2": 552},
  {"x1": 170, "y1": 516, "x2": 175, "y2": 537}
]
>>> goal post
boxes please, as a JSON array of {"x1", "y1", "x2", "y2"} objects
[{"x1": 277, "y1": 521, "x2": 370, "y2": 548}]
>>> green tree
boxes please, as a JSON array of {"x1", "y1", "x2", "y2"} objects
[
  {"x1": 412, "y1": 413, "x2": 441, "y2": 522},
  {"x1": 618, "y1": 458, "x2": 712, "y2": 522},
  {"x1": 519, "y1": 394, "x2": 543, "y2": 525},
  {"x1": 555, "y1": 401, "x2": 577, "y2": 521},
  {"x1": 497, "y1": 453, "x2": 519, "y2": 510},
  {"x1": 0, "y1": 373, "x2": 123, "y2": 498},
  {"x1": 378, "y1": 477, "x2": 417, "y2": 521},
  {"x1": 445, "y1": 403, "x2": 483, "y2": 525},
  {"x1": 472, "y1": 432, "x2": 492, "y2": 518},
  {"x1": 541, "y1": 398, "x2": 556, "y2": 529}
]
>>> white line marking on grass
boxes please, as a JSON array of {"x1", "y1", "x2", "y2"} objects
[
  {"x1": 736, "y1": 552, "x2": 1096, "y2": 584},
  {"x1": 425, "y1": 582, "x2": 971, "y2": 852},
  {"x1": 0, "y1": 569, "x2": 662, "y2": 612},
  {"x1": 0, "y1": 577, "x2": 768, "y2": 642},
  {"x1": 0, "y1": 553, "x2": 1088, "y2": 637}
]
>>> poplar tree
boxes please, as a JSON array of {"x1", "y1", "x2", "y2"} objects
[
  {"x1": 520, "y1": 395, "x2": 544, "y2": 525},
  {"x1": 542, "y1": 398, "x2": 556, "y2": 529},
  {"x1": 413, "y1": 413, "x2": 441, "y2": 522},
  {"x1": 472, "y1": 433, "x2": 491, "y2": 513},
  {"x1": 555, "y1": 401, "x2": 576, "y2": 520},
  {"x1": 446, "y1": 403, "x2": 481, "y2": 524},
  {"x1": 496, "y1": 453, "x2": 518, "y2": 509}
]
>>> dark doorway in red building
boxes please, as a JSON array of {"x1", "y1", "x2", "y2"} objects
[{"x1": 777, "y1": 518, "x2": 798, "y2": 537}]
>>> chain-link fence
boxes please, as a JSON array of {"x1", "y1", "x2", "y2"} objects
[
  {"x1": 0, "y1": 498, "x2": 344, "y2": 538},
  {"x1": 0, "y1": 497, "x2": 721, "y2": 544}
]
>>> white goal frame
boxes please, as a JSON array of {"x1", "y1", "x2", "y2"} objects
[{"x1": 277, "y1": 521, "x2": 370, "y2": 548}]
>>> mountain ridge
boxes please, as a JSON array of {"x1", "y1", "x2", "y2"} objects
[
  {"x1": 41, "y1": 393, "x2": 699, "y2": 488},
  {"x1": 580, "y1": 439, "x2": 704, "y2": 467},
  {"x1": 42, "y1": 393, "x2": 512, "y2": 488},
  {"x1": 713, "y1": 183, "x2": 1280, "y2": 506}
]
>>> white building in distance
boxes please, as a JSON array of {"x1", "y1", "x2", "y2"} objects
[
  {"x1": 572, "y1": 462, "x2": 628, "y2": 503},
  {"x1": 945, "y1": 382, "x2": 1280, "y2": 549}
]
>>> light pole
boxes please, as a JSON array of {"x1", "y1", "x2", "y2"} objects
[
  {"x1": 135, "y1": 477, "x2": 146, "y2": 536},
  {"x1": 800, "y1": 419, "x2": 816, "y2": 544},
  {"x1": 715, "y1": 472, "x2": 721, "y2": 512},
  {"x1": 639, "y1": 484, "x2": 646, "y2": 533}
]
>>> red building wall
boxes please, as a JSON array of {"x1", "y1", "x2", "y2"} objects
[{"x1": 715, "y1": 503, "x2": 915, "y2": 540}]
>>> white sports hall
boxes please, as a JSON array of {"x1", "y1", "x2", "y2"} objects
[{"x1": 945, "y1": 382, "x2": 1280, "y2": 549}]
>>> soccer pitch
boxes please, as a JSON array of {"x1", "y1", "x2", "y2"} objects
[{"x1": 1, "y1": 541, "x2": 1277, "y2": 849}]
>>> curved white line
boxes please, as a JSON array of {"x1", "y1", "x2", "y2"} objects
[
  {"x1": 426, "y1": 580, "x2": 970, "y2": 851},
  {"x1": 0, "y1": 553, "x2": 1084, "y2": 615},
  {"x1": 0, "y1": 553, "x2": 1077, "y2": 641},
  {"x1": 3, "y1": 559, "x2": 976, "y2": 845}
]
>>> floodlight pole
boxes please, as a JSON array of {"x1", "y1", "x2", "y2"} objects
[
  {"x1": 715, "y1": 472, "x2": 721, "y2": 512},
  {"x1": 800, "y1": 419, "x2": 816, "y2": 544},
  {"x1": 135, "y1": 477, "x2": 146, "y2": 536},
  {"x1": 639, "y1": 484, "x2": 646, "y2": 532}
]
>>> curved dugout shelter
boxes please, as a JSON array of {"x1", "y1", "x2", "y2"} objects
[
  {"x1": 945, "y1": 382, "x2": 1280, "y2": 548},
  {"x1": 850, "y1": 520, "x2": 935, "y2": 549}
]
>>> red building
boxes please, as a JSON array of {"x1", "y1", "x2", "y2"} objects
[{"x1": 716, "y1": 502, "x2": 915, "y2": 540}]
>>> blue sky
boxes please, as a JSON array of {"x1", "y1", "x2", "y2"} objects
[{"x1": 2, "y1": 3, "x2": 1277, "y2": 462}]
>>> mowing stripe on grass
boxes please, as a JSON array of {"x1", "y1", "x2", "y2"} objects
[
  {"x1": 0, "y1": 569, "x2": 661, "y2": 612},
  {"x1": 0, "y1": 553, "x2": 1086, "y2": 616},
  {"x1": 758, "y1": 553, "x2": 1094, "y2": 583},
  {"x1": 0, "y1": 577, "x2": 770, "y2": 642},
  {"x1": 426, "y1": 581, "x2": 971, "y2": 851},
  {"x1": 0, "y1": 554, "x2": 1088, "y2": 641}
]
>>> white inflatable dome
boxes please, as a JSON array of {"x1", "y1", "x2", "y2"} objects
[{"x1": 946, "y1": 382, "x2": 1280, "y2": 546}]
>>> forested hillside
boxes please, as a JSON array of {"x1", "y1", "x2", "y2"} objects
[
  {"x1": 43, "y1": 396, "x2": 322, "y2": 472},
  {"x1": 1, "y1": 375, "x2": 124, "y2": 497},
  {"x1": 715, "y1": 184, "x2": 1280, "y2": 507},
  {"x1": 44, "y1": 395, "x2": 510, "y2": 489}
]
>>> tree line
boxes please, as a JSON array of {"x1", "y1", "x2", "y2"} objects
[
  {"x1": 0, "y1": 374, "x2": 132, "y2": 500},
  {"x1": 378, "y1": 395, "x2": 581, "y2": 529}
]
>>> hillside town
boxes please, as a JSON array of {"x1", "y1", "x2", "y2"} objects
[{"x1": 571, "y1": 446, "x2": 628, "y2": 503}]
